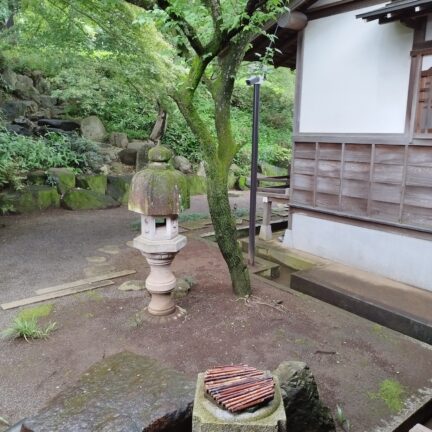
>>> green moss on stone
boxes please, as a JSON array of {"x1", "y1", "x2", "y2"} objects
[
  {"x1": 17, "y1": 304, "x2": 53, "y2": 321},
  {"x1": 107, "y1": 175, "x2": 132, "y2": 204},
  {"x1": 62, "y1": 189, "x2": 120, "y2": 210},
  {"x1": 47, "y1": 168, "x2": 76, "y2": 194},
  {"x1": 0, "y1": 186, "x2": 60, "y2": 213},
  {"x1": 148, "y1": 145, "x2": 172, "y2": 162},
  {"x1": 27, "y1": 170, "x2": 47, "y2": 186},
  {"x1": 76, "y1": 174, "x2": 107, "y2": 194}
]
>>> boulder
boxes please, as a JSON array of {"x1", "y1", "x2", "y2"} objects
[
  {"x1": 135, "y1": 142, "x2": 155, "y2": 171},
  {"x1": 260, "y1": 161, "x2": 288, "y2": 177},
  {"x1": 14, "y1": 74, "x2": 40, "y2": 102},
  {"x1": 236, "y1": 175, "x2": 249, "y2": 191},
  {"x1": 18, "y1": 352, "x2": 195, "y2": 432},
  {"x1": 1, "y1": 69, "x2": 17, "y2": 90},
  {"x1": 127, "y1": 139, "x2": 154, "y2": 151},
  {"x1": 47, "y1": 168, "x2": 76, "y2": 194},
  {"x1": 39, "y1": 95, "x2": 57, "y2": 109},
  {"x1": 173, "y1": 156, "x2": 193, "y2": 174},
  {"x1": 118, "y1": 148, "x2": 137, "y2": 166},
  {"x1": 6, "y1": 124, "x2": 32, "y2": 136},
  {"x1": 31, "y1": 71, "x2": 50, "y2": 94},
  {"x1": 172, "y1": 277, "x2": 193, "y2": 299},
  {"x1": 38, "y1": 119, "x2": 80, "y2": 132},
  {"x1": 0, "y1": 186, "x2": 59, "y2": 214},
  {"x1": 1, "y1": 100, "x2": 38, "y2": 121},
  {"x1": 76, "y1": 175, "x2": 107, "y2": 194},
  {"x1": 80, "y1": 115, "x2": 106, "y2": 142},
  {"x1": 273, "y1": 361, "x2": 335, "y2": 432},
  {"x1": 27, "y1": 170, "x2": 47, "y2": 186},
  {"x1": 62, "y1": 189, "x2": 120, "y2": 210},
  {"x1": 109, "y1": 132, "x2": 128, "y2": 149},
  {"x1": 106, "y1": 175, "x2": 132, "y2": 204}
]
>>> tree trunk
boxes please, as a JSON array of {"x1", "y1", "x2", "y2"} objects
[{"x1": 206, "y1": 162, "x2": 251, "y2": 297}]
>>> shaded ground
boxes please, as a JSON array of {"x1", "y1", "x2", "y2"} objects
[{"x1": 0, "y1": 196, "x2": 431, "y2": 432}]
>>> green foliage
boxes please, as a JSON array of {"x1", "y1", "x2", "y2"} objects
[
  {"x1": 0, "y1": 202, "x2": 15, "y2": 215},
  {"x1": 369, "y1": 379, "x2": 406, "y2": 413},
  {"x1": 178, "y1": 212, "x2": 209, "y2": 222},
  {"x1": 0, "y1": 131, "x2": 104, "y2": 191},
  {"x1": 1, "y1": 317, "x2": 57, "y2": 342}
]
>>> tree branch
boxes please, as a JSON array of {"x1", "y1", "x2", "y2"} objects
[{"x1": 125, "y1": 0, "x2": 205, "y2": 56}]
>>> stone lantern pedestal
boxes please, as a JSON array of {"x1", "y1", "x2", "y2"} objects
[
  {"x1": 128, "y1": 145, "x2": 189, "y2": 319},
  {"x1": 192, "y1": 373, "x2": 287, "y2": 432}
]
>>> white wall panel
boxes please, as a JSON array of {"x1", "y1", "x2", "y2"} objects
[
  {"x1": 299, "y1": 6, "x2": 413, "y2": 134},
  {"x1": 283, "y1": 213, "x2": 432, "y2": 292}
]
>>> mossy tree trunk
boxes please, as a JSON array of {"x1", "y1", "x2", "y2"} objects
[
  {"x1": 125, "y1": 0, "x2": 280, "y2": 296},
  {"x1": 173, "y1": 37, "x2": 252, "y2": 296}
]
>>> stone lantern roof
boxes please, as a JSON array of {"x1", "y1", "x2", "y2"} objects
[{"x1": 128, "y1": 146, "x2": 189, "y2": 216}]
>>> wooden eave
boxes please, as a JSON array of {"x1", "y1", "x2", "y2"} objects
[
  {"x1": 357, "y1": 0, "x2": 432, "y2": 24},
  {"x1": 244, "y1": 0, "x2": 319, "y2": 69}
]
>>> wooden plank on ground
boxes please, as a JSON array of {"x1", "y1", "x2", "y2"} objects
[
  {"x1": 35, "y1": 269, "x2": 136, "y2": 295},
  {"x1": 1, "y1": 280, "x2": 114, "y2": 310}
]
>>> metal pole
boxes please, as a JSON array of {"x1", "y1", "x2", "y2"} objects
[{"x1": 248, "y1": 81, "x2": 261, "y2": 266}]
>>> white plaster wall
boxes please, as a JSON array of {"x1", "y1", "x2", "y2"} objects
[
  {"x1": 299, "y1": 5, "x2": 413, "y2": 134},
  {"x1": 283, "y1": 213, "x2": 432, "y2": 292}
]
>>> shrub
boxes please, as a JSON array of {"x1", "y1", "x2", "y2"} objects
[{"x1": 0, "y1": 131, "x2": 104, "y2": 190}]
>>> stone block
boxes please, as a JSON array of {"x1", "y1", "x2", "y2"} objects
[
  {"x1": 80, "y1": 115, "x2": 106, "y2": 142},
  {"x1": 27, "y1": 170, "x2": 47, "y2": 186},
  {"x1": 47, "y1": 168, "x2": 76, "y2": 194},
  {"x1": 192, "y1": 373, "x2": 287, "y2": 432},
  {"x1": 273, "y1": 362, "x2": 335, "y2": 432},
  {"x1": 109, "y1": 132, "x2": 128, "y2": 149},
  {"x1": 76, "y1": 174, "x2": 107, "y2": 194},
  {"x1": 0, "y1": 186, "x2": 60, "y2": 213},
  {"x1": 119, "y1": 148, "x2": 137, "y2": 166},
  {"x1": 106, "y1": 175, "x2": 132, "y2": 204},
  {"x1": 61, "y1": 189, "x2": 120, "y2": 210},
  {"x1": 136, "y1": 142, "x2": 156, "y2": 171},
  {"x1": 19, "y1": 352, "x2": 195, "y2": 432}
]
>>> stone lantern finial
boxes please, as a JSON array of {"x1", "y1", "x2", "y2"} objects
[{"x1": 128, "y1": 145, "x2": 188, "y2": 318}]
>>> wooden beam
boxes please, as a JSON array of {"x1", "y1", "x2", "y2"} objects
[
  {"x1": 1, "y1": 281, "x2": 114, "y2": 310},
  {"x1": 35, "y1": 269, "x2": 136, "y2": 295}
]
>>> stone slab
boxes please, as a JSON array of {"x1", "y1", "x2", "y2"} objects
[
  {"x1": 291, "y1": 263, "x2": 432, "y2": 344},
  {"x1": 20, "y1": 352, "x2": 195, "y2": 432},
  {"x1": 192, "y1": 373, "x2": 286, "y2": 432}
]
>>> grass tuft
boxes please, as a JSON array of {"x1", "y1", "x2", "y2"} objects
[
  {"x1": 369, "y1": 379, "x2": 406, "y2": 413},
  {"x1": 1, "y1": 317, "x2": 57, "y2": 342}
]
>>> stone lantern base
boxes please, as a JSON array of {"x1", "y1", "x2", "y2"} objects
[{"x1": 192, "y1": 373, "x2": 287, "y2": 432}]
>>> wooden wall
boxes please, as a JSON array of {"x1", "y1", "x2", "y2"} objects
[{"x1": 290, "y1": 141, "x2": 432, "y2": 231}]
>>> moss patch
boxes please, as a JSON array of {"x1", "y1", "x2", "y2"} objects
[
  {"x1": 369, "y1": 379, "x2": 406, "y2": 413},
  {"x1": 17, "y1": 304, "x2": 53, "y2": 321}
]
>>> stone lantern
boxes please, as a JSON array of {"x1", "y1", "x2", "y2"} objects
[{"x1": 129, "y1": 145, "x2": 189, "y2": 318}]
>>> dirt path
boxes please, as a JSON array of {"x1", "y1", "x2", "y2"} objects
[{"x1": 0, "y1": 197, "x2": 431, "y2": 432}]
